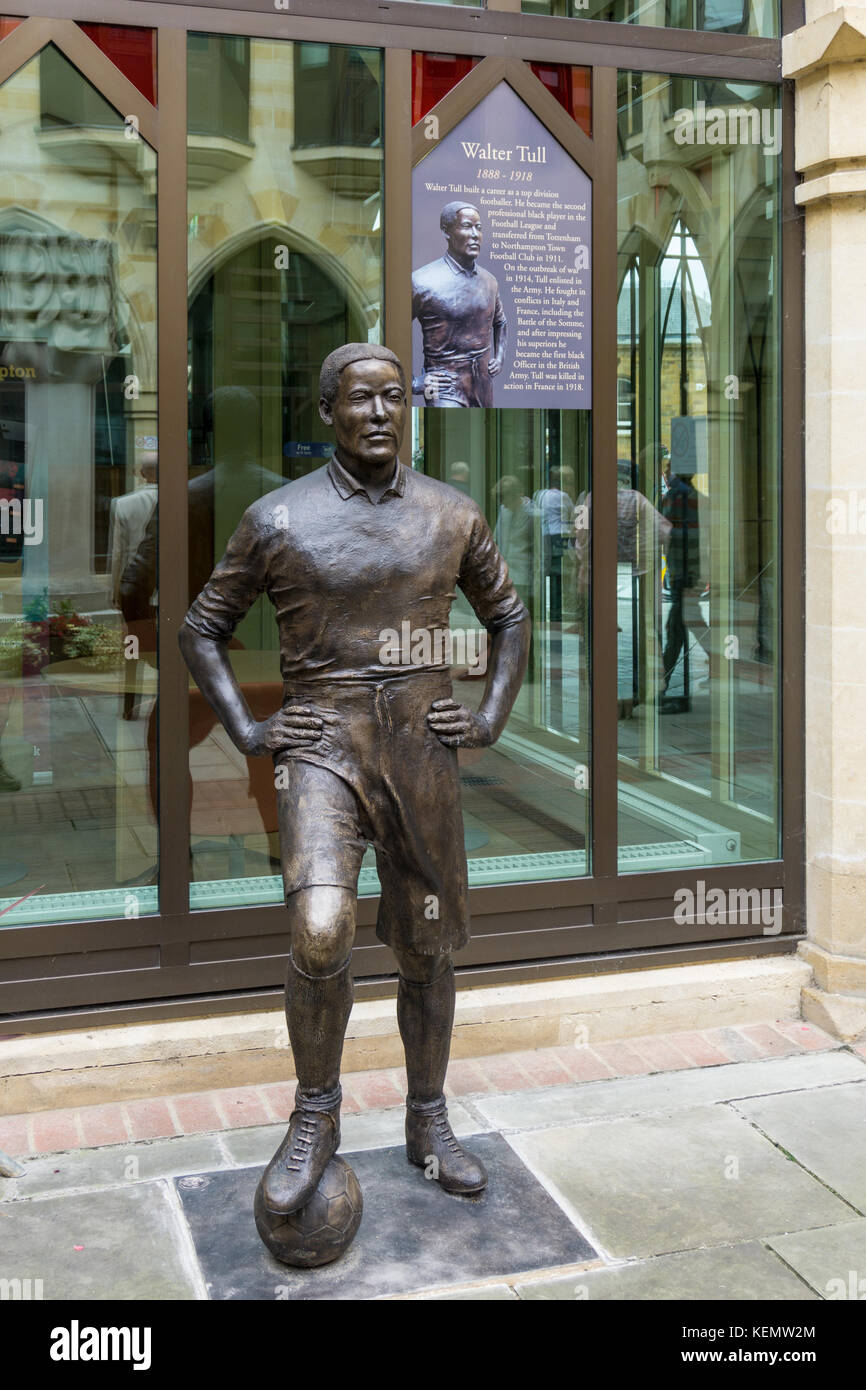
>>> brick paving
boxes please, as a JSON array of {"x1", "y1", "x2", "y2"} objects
[
  {"x1": 124, "y1": 1099, "x2": 176, "y2": 1142},
  {"x1": 0, "y1": 1019, "x2": 845, "y2": 1160},
  {"x1": 591, "y1": 1039, "x2": 656, "y2": 1076},
  {"x1": 774, "y1": 1019, "x2": 839, "y2": 1051}
]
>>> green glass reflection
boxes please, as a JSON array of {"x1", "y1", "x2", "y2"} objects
[
  {"x1": 522, "y1": 0, "x2": 778, "y2": 37},
  {"x1": 186, "y1": 34, "x2": 383, "y2": 905},
  {"x1": 616, "y1": 71, "x2": 781, "y2": 871},
  {"x1": 413, "y1": 406, "x2": 591, "y2": 885},
  {"x1": 0, "y1": 47, "x2": 158, "y2": 926}
]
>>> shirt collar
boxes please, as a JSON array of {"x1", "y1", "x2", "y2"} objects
[
  {"x1": 327, "y1": 453, "x2": 406, "y2": 503},
  {"x1": 444, "y1": 251, "x2": 476, "y2": 277}
]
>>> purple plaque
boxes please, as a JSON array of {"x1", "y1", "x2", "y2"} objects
[{"x1": 412, "y1": 81, "x2": 591, "y2": 411}]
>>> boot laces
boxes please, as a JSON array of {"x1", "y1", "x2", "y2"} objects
[
  {"x1": 433, "y1": 1110, "x2": 461, "y2": 1154},
  {"x1": 285, "y1": 1114, "x2": 324, "y2": 1172}
]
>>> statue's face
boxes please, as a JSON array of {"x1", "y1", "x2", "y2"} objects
[
  {"x1": 321, "y1": 359, "x2": 406, "y2": 467},
  {"x1": 446, "y1": 209, "x2": 482, "y2": 261}
]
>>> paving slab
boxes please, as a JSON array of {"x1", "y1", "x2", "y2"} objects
[
  {"x1": 513, "y1": 1243, "x2": 816, "y2": 1300},
  {"x1": 0, "y1": 1134, "x2": 227, "y2": 1199},
  {"x1": 218, "y1": 1123, "x2": 286, "y2": 1168},
  {"x1": 176, "y1": 1134, "x2": 595, "y2": 1300},
  {"x1": 220, "y1": 1100, "x2": 483, "y2": 1167},
  {"x1": 509, "y1": 1105, "x2": 851, "y2": 1259},
  {"x1": 473, "y1": 1051, "x2": 866, "y2": 1132},
  {"x1": 406, "y1": 1282, "x2": 518, "y2": 1300},
  {"x1": 768, "y1": 1220, "x2": 866, "y2": 1299},
  {"x1": 0, "y1": 1182, "x2": 204, "y2": 1300},
  {"x1": 733, "y1": 1082, "x2": 866, "y2": 1211}
]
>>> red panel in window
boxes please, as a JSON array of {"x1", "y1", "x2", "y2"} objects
[
  {"x1": 77, "y1": 22, "x2": 156, "y2": 106},
  {"x1": 0, "y1": 18, "x2": 22, "y2": 39},
  {"x1": 412, "y1": 51, "x2": 481, "y2": 126},
  {"x1": 529, "y1": 63, "x2": 592, "y2": 137}
]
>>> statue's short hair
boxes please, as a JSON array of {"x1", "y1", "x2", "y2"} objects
[
  {"x1": 440, "y1": 202, "x2": 479, "y2": 235},
  {"x1": 319, "y1": 343, "x2": 406, "y2": 406}
]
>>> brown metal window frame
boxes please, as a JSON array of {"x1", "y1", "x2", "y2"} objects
[{"x1": 0, "y1": 0, "x2": 803, "y2": 1031}]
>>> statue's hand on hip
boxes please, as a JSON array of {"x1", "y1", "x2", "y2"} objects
[
  {"x1": 241, "y1": 706, "x2": 324, "y2": 758},
  {"x1": 426, "y1": 698, "x2": 491, "y2": 749},
  {"x1": 415, "y1": 369, "x2": 454, "y2": 404}
]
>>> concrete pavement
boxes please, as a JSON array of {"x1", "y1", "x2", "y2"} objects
[{"x1": 1, "y1": 1021, "x2": 864, "y2": 1301}]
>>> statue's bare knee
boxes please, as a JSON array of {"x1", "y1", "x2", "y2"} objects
[
  {"x1": 287, "y1": 885, "x2": 356, "y2": 976},
  {"x1": 392, "y1": 945, "x2": 452, "y2": 985}
]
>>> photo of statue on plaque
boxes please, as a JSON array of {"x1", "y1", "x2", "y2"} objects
[{"x1": 411, "y1": 203, "x2": 508, "y2": 408}]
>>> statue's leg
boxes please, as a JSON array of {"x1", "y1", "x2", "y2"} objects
[
  {"x1": 260, "y1": 885, "x2": 355, "y2": 1214},
  {"x1": 394, "y1": 946, "x2": 488, "y2": 1196}
]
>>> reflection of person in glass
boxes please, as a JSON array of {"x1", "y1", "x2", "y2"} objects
[
  {"x1": 121, "y1": 388, "x2": 286, "y2": 867},
  {"x1": 412, "y1": 203, "x2": 507, "y2": 408},
  {"x1": 0, "y1": 452, "x2": 23, "y2": 792},
  {"x1": 446, "y1": 460, "x2": 471, "y2": 495},
  {"x1": 493, "y1": 474, "x2": 533, "y2": 597},
  {"x1": 109, "y1": 450, "x2": 158, "y2": 721},
  {"x1": 533, "y1": 466, "x2": 575, "y2": 623},
  {"x1": 660, "y1": 464, "x2": 709, "y2": 712}
]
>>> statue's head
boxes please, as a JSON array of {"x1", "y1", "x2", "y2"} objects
[
  {"x1": 318, "y1": 344, "x2": 406, "y2": 469},
  {"x1": 440, "y1": 202, "x2": 482, "y2": 262}
]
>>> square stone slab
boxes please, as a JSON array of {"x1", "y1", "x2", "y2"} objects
[
  {"x1": 175, "y1": 1133, "x2": 595, "y2": 1300},
  {"x1": 509, "y1": 1106, "x2": 850, "y2": 1259},
  {"x1": 768, "y1": 1220, "x2": 866, "y2": 1299},
  {"x1": 474, "y1": 1052, "x2": 865, "y2": 1132},
  {"x1": 408, "y1": 1282, "x2": 518, "y2": 1300},
  {"x1": 0, "y1": 1182, "x2": 204, "y2": 1301},
  {"x1": 2, "y1": 1134, "x2": 227, "y2": 1199},
  {"x1": 734, "y1": 1083, "x2": 866, "y2": 1210},
  {"x1": 514, "y1": 1243, "x2": 817, "y2": 1300}
]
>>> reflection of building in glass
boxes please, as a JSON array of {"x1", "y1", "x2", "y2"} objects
[
  {"x1": 186, "y1": 37, "x2": 383, "y2": 888},
  {"x1": 523, "y1": 1, "x2": 759, "y2": 34},
  {"x1": 616, "y1": 69, "x2": 780, "y2": 864},
  {"x1": 0, "y1": 43, "x2": 158, "y2": 902}
]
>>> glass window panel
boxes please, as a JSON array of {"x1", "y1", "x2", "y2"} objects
[
  {"x1": 188, "y1": 33, "x2": 250, "y2": 143},
  {"x1": 294, "y1": 43, "x2": 381, "y2": 148},
  {"x1": 528, "y1": 63, "x2": 592, "y2": 137},
  {"x1": 186, "y1": 35, "x2": 383, "y2": 908},
  {"x1": 412, "y1": 56, "x2": 591, "y2": 138},
  {"x1": 412, "y1": 52, "x2": 481, "y2": 126},
  {"x1": 521, "y1": 0, "x2": 777, "y2": 37},
  {"x1": 0, "y1": 47, "x2": 158, "y2": 926},
  {"x1": 616, "y1": 70, "x2": 781, "y2": 871},
  {"x1": 412, "y1": 406, "x2": 590, "y2": 883},
  {"x1": 77, "y1": 24, "x2": 157, "y2": 106}
]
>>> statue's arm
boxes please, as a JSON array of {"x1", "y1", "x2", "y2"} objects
[
  {"x1": 475, "y1": 616, "x2": 529, "y2": 743},
  {"x1": 179, "y1": 626, "x2": 324, "y2": 758},
  {"x1": 179, "y1": 625, "x2": 260, "y2": 754},
  {"x1": 428, "y1": 506, "x2": 530, "y2": 750},
  {"x1": 490, "y1": 305, "x2": 508, "y2": 376},
  {"x1": 179, "y1": 507, "x2": 323, "y2": 758}
]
